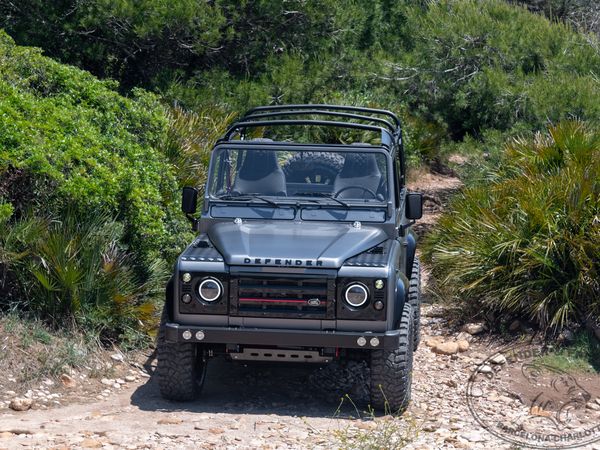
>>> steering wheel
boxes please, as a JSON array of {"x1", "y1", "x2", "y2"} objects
[{"x1": 333, "y1": 186, "x2": 377, "y2": 199}]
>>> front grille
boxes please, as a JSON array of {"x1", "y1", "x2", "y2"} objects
[{"x1": 230, "y1": 275, "x2": 335, "y2": 319}]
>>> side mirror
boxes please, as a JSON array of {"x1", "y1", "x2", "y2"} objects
[
  {"x1": 182, "y1": 187, "x2": 198, "y2": 214},
  {"x1": 405, "y1": 192, "x2": 423, "y2": 220}
]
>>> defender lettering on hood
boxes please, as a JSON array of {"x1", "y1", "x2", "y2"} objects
[{"x1": 243, "y1": 257, "x2": 323, "y2": 267}]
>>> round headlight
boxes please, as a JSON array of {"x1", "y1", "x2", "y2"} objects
[
  {"x1": 198, "y1": 278, "x2": 222, "y2": 302},
  {"x1": 344, "y1": 283, "x2": 369, "y2": 308}
]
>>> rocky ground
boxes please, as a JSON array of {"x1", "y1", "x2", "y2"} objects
[
  {"x1": 2, "y1": 303, "x2": 599, "y2": 449},
  {"x1": 1, "y1": 172, "x2": 599, "y2": 449}
]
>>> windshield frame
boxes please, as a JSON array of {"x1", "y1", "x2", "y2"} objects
[{"x1": 204, "y1": 142, "x2": 395, "y2": 215}]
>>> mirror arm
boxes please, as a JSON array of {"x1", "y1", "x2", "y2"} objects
[
  {"x1": 398, "y1": 220, "x2": 415, "y2": 237},
  {"x1": 186, "y1": 213, "x2": 200, "y2": 231}
]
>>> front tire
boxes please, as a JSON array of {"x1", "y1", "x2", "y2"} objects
[
  {"x1": 370, "y1": 302, "x2": 414, "y2": 413},
  {"x1": 156, "y1": 308, "x2": 207, "y2": 401}
]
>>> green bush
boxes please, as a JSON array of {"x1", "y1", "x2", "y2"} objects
[
  {"x1": 1, "y1": 211, "x2": 166, "y2": 346},
  {"x1": 0, "y1": 30, "x2": 184, "y2": 266},
  {"x1": 399, "y1": 0, "x2": 600, "y2": 138},
  {"x1": 425, "y1": 121, "x2": 599, "y2": 329}
]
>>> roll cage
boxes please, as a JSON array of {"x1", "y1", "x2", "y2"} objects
[{"x1": 217, "y1": 104, "x2": 406, "y2": 186}]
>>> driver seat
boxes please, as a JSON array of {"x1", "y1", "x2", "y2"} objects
[
  {"x1": 232, "y1": 150, "x2": 287, "y2": 196},
  {"x1": 333, "y1": 153, "x2": 382, "y2": 199}
]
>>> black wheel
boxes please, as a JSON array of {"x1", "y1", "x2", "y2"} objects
[
  {"x1": 370, "y1": 302, "x2": 414, "y2": 413},
  {"x1": 408, "y1": 257, "x2": 421, "y2": 350},
  {"x1": 156, "y1": 307, "x2": 207, "y2": 401},
  {"x1": 282, "y1": 152, "x2": 344, "y2": 185}
]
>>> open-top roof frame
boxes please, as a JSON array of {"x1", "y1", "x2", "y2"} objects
[
  {"x1": 246, "y1": 104, "x2": 401, "y2": 129},
  {"x1": 223, "y1": 118, "x2": 394, "y2": 143},
  {"x1": 239, "y1": 109, "x2": 396, "y2": 133}
]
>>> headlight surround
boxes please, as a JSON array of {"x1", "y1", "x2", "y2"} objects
[
  {"x1": 344, "y1": 283, "x2": 369, "y2": 308},
  {"x1": 198, "y1": 277, "x2": 223, "y2": 302}
]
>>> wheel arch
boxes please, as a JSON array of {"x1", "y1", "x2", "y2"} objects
[
  {"x1": 165, "y1": 276, "x2": 174, "y2": 322},
  {"x1": 405, "y1": 230, "x2": 417, "y2": 279},
  {"x1": 394, "y1": 272, "x2": 408, "y2": 327}
]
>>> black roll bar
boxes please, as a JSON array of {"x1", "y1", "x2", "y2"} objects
[
  {"x1": 246, "y1": 104, "x2": 401, "y2": 128},
  {"x1": 239, "y1": 109, "x2": 396, "y2": 133},
  {"x1": 222, "y1": 119, "x2": 394, "y2": 146}
]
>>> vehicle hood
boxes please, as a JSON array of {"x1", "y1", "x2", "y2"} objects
[{"x1": 208, "y1": 221, "x2": 387, "y2": 269}]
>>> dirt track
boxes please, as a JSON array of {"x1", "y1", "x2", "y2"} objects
[{"x1": 0, "y1": 310, "x2": 517, "y2": 450}]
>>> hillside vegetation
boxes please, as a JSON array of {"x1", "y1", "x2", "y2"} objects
[
  {"x1": 0, "y1": 0, "x2": 598, "y2": 340},
  {"x1": 426, "y1": 121, "x2": 599, "y2": 329}
]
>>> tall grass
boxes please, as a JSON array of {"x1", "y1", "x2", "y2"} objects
[{"x1": 425, "y1": 121, "x2": 599, "y2": 330}]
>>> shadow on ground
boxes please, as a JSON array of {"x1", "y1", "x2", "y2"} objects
[{"x1": 131, "y1": 356, "x2": 367, "y2": 418}]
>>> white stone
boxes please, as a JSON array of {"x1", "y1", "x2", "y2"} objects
[
  {"x1": 461, "y1": 323, "x2": 486, "y2": 335},
  {"x1": 490, "y1": 354, "x2": 507, "y2": 365},
  {"x1": 110, "y1": 353, "x2": 124, "y2": 362},
  {"x1": 478, "y1": 365, "x2": 493, "y2": 374},
  {"x1": 9, "y1": 398, "x2": 33, "y2": 411},
  {"x1": 432, "y1": 341, "x2": 459, "y2": 355}
]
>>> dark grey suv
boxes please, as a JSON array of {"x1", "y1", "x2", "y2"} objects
[{"x1": 156, "y1": 105, "x2": 423, "y2": 412}]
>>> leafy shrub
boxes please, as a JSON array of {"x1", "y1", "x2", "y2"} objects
[
  {"x1": 0, "y1": 30, "x2": 183, "y2": 266},
  {"x1": 2, "y1": 211, "x2": 166, "y2": 346},
  {"x1": 425, "y1": 121, "x2": 599, "y2": 329},
  {"x1": 398, "y1": 0, "x2": 600, "y2": 138}
]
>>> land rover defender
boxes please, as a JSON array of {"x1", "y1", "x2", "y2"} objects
[{"x1": 156, "y1": 105, "x2": 423, "y2": 412}]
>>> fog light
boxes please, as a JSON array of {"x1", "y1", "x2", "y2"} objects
[
  {"x1": 181, "y1": 293, "x2": 192, "y2": 304},
  {"x1": 375, "y1": 279, "x2": 384, "y2": 289},
  {"x1": 195, "y1": 331, "x2": 205, "y2": 341},
  {"x1": 182, "y1": 330, "x2": 192, "y2": 340},
  {"x1": 374, "y1": 300, "x2": 384, "y2": 310},
  {"x1": 370, "y1": 337, "x2": 380, "y2": 347},
  {"x1": 182, "y1": 272, "x2": 191, "y2": 283},
  {"x1": 357, "y1": 336, "x2": 367, "y2": 347}
]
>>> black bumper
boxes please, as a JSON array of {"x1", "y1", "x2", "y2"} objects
[{"x1": 164, "y1": 323, "x2": 400, "y2": 350}]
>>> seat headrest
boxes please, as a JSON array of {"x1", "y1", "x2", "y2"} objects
[
  {"x1": 339, "y1": 153, "x2": 380, "y2": 178},
  {"x1": 238, "y1": 150, "x2": 280, "y2": 181}
]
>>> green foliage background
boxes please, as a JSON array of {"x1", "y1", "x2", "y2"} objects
[{"x1": 0, "y1": 0, "x2": 598, "y2": 339}]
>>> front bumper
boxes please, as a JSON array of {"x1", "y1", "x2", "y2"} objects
[{"x1": 164, "y1": 323, "x2": 400, "y2": 350}]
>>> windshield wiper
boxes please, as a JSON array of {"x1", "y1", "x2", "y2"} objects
[
  {"x1": 217, "y1": 193, "x2": 281, "y2": 208},
  {"x1": 293, "y1": 192, "x2": 350, "y2": 208}
]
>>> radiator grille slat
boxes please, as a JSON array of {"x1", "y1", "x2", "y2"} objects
[{"x1": 231, "y1": 275, "x2": 334, "y2": 319}]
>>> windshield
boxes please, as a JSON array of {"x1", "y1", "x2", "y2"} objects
[{"x1": 208, "y1": 147, "x2": 389, "y2": 203}]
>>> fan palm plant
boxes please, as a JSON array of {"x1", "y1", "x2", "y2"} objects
[{"x1": 426, "y1": 121, "x2": 599, "y2": 330}]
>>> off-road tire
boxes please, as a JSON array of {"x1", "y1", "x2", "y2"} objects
[
  {"x1": 408, "y1": 257, "x2": 421, "y2": 349},
  {"x1": 370, "y1": 302, "x2": 414, "y2": 413},
  {"x1": 156, "y1": 308, "x2": 207, "y2": 401},
  {"x1": 282, "y1": 152, "x2": 344, "y2": 185}
]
